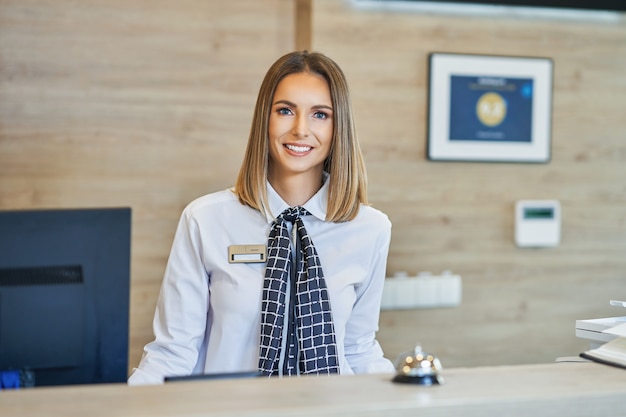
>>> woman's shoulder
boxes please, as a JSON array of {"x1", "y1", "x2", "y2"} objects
[
  {"x1": 183, "y1": 188, "x2": 241, "y2": 217},
  {"x1": 355, "y1": 204, "x2": 391, "y2": 230}
]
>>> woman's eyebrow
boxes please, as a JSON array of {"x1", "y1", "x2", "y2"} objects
[
  {"x1": 272, "y1": 99, "x2": 333, "y2": 111},
  {"x1": 312, "y1": 104, "x2": 333, "y2": 111},
  {"x1": 273, "y1": 99, "x2": 296, "y2": 107}
]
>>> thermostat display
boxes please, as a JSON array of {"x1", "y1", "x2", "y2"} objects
[{"x1": 515, "y1": 200, "x2": 560, "y2": 247}]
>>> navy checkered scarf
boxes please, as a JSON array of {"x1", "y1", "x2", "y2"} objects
[{"x1": 258, "y1": 206, "x2": 340, "y2": 376}]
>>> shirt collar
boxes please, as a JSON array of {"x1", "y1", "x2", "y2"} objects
[{"x1": 266, "y1": 172, "x2": 329, "y2": 222}]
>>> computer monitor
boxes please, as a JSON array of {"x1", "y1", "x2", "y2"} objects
[{"x1": 0, "y1": 207, "x2": 131, "y2": 387}]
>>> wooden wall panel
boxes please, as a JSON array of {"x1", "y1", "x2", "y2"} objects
[
  {"x1": 0, "y1": 0, "x2": 295, "y2": 372},
  {"x1": 312, "y1": 1, "x2": 626, "y2": 366}
]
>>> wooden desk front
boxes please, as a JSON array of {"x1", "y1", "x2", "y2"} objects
[{"x1": 2, "y1": 362, "x2": 626, "y2": 417}]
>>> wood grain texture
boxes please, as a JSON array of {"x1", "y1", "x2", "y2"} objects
[
  {"x1": 295, "y1": 0, "x2": 312, "y2": 51},
  {"x1": 2, "y1": 363, "x2": 626, "y2": 417}
]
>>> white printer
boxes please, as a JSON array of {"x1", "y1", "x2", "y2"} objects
[{"x1": 576, "y1": 316, "x2": 626, "y2": 349}]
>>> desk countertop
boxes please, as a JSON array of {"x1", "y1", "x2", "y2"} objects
[{"x1": 2, "y1": 362, "x2": 626, "y2": 417}]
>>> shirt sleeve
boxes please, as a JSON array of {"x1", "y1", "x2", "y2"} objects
[
  {"x1": 128, "y1": 208, "x2": 210, "y2": 385},
  {"x1": 342, "y1": 218, "x2": 395, "y2": 374}
]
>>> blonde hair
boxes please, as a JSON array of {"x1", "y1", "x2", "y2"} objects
[{"x1": 234, "y1": 51, "x2": 368, "y2": 222}]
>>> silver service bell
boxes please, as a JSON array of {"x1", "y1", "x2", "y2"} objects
[{"x1": 392, "y1": 344, "x2": 444, "y2": 385}]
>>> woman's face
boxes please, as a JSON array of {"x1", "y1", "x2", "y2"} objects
[{"x1": 267, "y1": 71, "x2": 333, "y2": 182}]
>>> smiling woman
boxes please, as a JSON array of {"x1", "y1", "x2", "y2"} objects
[
  {"x1": 128, "y1": 51, "x2": 395, "y2": 385},
  {"x1": 237, "y1": 51, "x2": 368, "y2": 223},
  {"x1": 267, "y1": 72, "x2": 334, "y2": 205}
]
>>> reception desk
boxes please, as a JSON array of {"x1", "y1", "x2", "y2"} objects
[{"x1": 2, "y1": 362, "x2": 626, "y2": 417}]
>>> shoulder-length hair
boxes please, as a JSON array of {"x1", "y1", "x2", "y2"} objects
[{"x1": 234, "y1": 50, "x2": 368, "y2": 222}]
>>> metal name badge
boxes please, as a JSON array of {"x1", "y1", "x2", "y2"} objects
[{"x1": 228, "y1": 245, "x2": 267, "y2": 264}]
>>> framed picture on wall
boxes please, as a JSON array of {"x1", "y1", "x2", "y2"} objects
[{"x1": 427, "y1": 53, "x2": 553, "y2": 163}]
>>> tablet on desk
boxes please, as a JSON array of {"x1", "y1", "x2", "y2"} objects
[{"x1": 164, "y1": 370, "x2": 263, "y2": 383}]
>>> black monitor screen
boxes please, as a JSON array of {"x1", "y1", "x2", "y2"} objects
[{"x1": 0, "y1": 207, "x2": 131, "y2": 387}]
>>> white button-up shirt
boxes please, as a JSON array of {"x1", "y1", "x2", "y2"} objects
[{"x1": 128, "y1": 177, "x2": 394, "y2": 385}]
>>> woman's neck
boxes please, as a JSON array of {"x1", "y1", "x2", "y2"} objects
[{"x1": 268, "y1": 170, "x2": 323, "y2": 207}]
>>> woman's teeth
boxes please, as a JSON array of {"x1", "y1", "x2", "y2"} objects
[{"x1": 286, "y1": 144, "x2": 311, "y2": 153}]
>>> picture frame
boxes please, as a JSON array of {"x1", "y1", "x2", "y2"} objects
[{"x1": 427, "y1": 53, "x2": 553, "y2": 163}]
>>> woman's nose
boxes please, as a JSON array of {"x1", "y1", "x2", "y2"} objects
[{"x1": 292, "y1": 114, "x2": 310, "y2": 138}]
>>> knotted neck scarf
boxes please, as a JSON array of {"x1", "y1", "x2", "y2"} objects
[{"x1": 258, "y1": 206, "x2": 340, "y2": 376}]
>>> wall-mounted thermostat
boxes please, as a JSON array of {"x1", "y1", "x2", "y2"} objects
[{"x1": 515, "y1": 200, "x2": 561, "y2": 248}]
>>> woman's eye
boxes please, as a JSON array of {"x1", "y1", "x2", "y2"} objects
[
  {"x1": 313, "y1": 111, "x2": 328, "y2": 120},
  {"x1": 277, "y1": 107, "x2": 292, "y2": 115}
]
